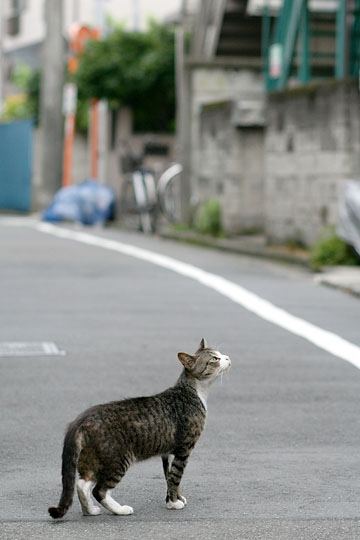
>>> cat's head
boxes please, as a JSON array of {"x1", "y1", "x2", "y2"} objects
[{"x1": 177, "y1": 338, "x2": 231, "y2": 382}]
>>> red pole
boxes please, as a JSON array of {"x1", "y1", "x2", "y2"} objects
[
  {"x1": 90, "y1": 98, "x2": 99, "y2": 178},
  {"x1": 63, "y1": 25, "x2": 101, "y2": 185},
  {"x1": 62, "y1": 112, "x2": 76, "y2": 186}
]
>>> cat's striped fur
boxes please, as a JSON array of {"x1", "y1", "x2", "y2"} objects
[{"x1": 48, "y1": 339, "x2": 231, "y2": 519}]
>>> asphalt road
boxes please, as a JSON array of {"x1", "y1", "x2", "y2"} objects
[{"x1": 1, "y1": 219, "x2": 360, "y2": 540}]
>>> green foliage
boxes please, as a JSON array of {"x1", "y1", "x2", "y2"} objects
[
  {"x1": 310, "y1": 232, "x2": 359, "y2": 269},
  {"x1": 75, "y1": 22, "x2": 175, "y2": 132},
  {"x1": 11, "y1": 64, "x2": 32, "y2": 89},
  {"x1": 0, "y1": 65, "x2": 41, "y2": 123},
  {"x1": 9, "y1": 64, "x2": 89, "y2": 132},
  {"x1": 1, "y1": 94, "x2": 30, "y2": 121},
  {"x1": 194, "y1": 199, "x2": 223, "y2": 237},
  {"x1": 26, "y1": 70, "x2": 41, "y2": 123},
  {"x1": 75, "y1": 97, "x2": 89, "y2": 134}
]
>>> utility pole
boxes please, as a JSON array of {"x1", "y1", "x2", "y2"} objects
[
  {"x1": 0, "y1": 0, "x2": 4, "y2": 115},
  {"x1": 40, "y1": 0, "x2": 65, "y2": 202},
  {"x1": 133, "y1": 0, "x2": 140, "y2": 31},
  {"x1": 92, "y1": 0, "x2": 108, "y2": 183},
  {"x1": 176, "y1": 1, "x2": 192, "y2": 224}
]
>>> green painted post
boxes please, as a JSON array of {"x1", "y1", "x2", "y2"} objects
[
  {"x1": 350, "y1": 0, "x2": 360, "y2": 77},
  {"x1": 299, "y1": 0, "x2": 310, "y2": 83},
  {"x1": 278, "y1": 0, "x2": 305, "y2": 90},
  {"x1": 262, "y1": 5, "x2": 271, "y2": 90},
  {"x1": 336, "y1": 0, "x2": 348, "y2": 79},
  {"x1": 269, "y1": 0, "x2": 294, "y2": 91}
]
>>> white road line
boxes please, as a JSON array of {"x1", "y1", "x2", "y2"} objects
[{"x1": 35, "y1": 222, "x2": 360, "y2": 371}]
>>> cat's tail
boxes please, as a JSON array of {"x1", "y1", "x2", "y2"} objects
[{"x1": 48, "y1": 422, "x2": 82, "y2": 519}]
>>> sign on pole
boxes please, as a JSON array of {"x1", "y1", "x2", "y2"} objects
[
  {"x1": 62, "y1": 83, "x2": 77, "y2": 116},
  {"x1": 269, "y1": 43, "x2": 283, "y2": 78}
]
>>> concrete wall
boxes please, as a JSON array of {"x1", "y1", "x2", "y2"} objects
[
  {"x1": 199, "y1": 102, "x2": 264, "y2": 233},
  {"x1": 109, "y1": 108, "x2": 175, "y2": 200},
  {"x1": 190, "y1": 68, "x2": 265, "y2": 234},
  {"x1": 265, "y1": 81, "x2": 360, "y2": 246}
]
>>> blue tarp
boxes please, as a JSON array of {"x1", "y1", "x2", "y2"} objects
[{"x1": 42, "y1": 179, "x2": 116, "y2": 226}]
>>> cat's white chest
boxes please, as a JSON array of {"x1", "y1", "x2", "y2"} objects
[{"x1": 196, "y1": 385, "x2": 208, "y2": 411}]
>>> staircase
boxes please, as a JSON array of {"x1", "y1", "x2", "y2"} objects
[{"x1": 215, "y1": 0, "x2": 262, "y2": 59}]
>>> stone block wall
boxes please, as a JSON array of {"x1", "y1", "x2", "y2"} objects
[
  {"x1": 191, "y1": 68, "x2": 265, "y2": 234},
  {"x1": 199, "y1": 102, "x2": 264, "y2": 233},
  {"x1": 265, "y1": 81, "x2": 360, "y2": 245}
]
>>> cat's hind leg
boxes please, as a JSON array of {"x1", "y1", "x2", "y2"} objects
[
  {"x1": 76, "y1": 479, "x2": 101, "y2": 516},
  {"x1": 77, "y1": 448, "x2": 102, "y2": 516},
  {"x1": 93, "y1": 472, "x2": 133, "y2": 516}
]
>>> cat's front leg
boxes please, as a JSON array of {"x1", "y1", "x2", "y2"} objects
[
  {"x1": 162, "y1": 455, "x2": 186, "y2": 505},
  {"x1": 165, "y1": 453, "x2": 189, "y2": 510},
  {"x1": 176, "y1": 487, "x2": 187, "y2": 506}
]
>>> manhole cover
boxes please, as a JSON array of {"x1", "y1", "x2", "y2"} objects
[{"x1": 0, "y1": 342, "x2": 65, "y2": 357}]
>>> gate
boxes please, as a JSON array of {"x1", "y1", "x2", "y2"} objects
[{"x1": 0, "y1": 120, "x2": 33, "y2": 212}]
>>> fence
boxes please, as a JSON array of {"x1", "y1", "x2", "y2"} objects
[{"x1": 0, "y1": 120, "x2": 33, "y2": 212}]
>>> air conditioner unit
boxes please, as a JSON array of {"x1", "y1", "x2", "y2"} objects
[{"x1": 231, "y1": 100, "x2": 265, "y2": 128}]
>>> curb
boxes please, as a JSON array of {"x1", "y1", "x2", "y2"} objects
[
  {"x1": 314, "y1": 269, "x2": 360, "y2": 299},
  {"x1": 159, "y1": 229, "x2": 311, "y2": 269},
  {"x1": 316, "y1": 280, "x2": 360, "y2": 299}
]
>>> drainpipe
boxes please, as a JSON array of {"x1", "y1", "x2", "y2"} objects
[{"x1": 176, "y1": 11, "x2": 192, "y2": 225}]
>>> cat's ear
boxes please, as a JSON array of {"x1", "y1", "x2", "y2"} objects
[
  {"x1": 199, "y1": 338, "x2": 208, "y2": 350},
  {"x1": 178, "y1": 352, "x2": 196, "y2": 370}
]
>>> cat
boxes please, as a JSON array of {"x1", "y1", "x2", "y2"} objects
[{"x1": 48, "y1": 338, "x2": 231, "y2": 519}]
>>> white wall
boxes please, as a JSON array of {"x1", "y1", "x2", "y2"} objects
[
  {"x1": 4, "y1": 0, "x2": 183, "y2": 53},
  {"x1": 3, "y1": 0, "x2": 45, "y2": 51}
]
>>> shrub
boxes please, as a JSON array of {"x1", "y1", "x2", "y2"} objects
[
  {"x1": 75, "y1": 22, "x2": 175, "y2": 133},
  {"x1": 1, "y1": 94, "x2": 31, "y2": 121},
  {"x1": 194, "y1": 199, "x2": 222, "y2": 237},
  {"x1": 310, "y1": 232, "x2": 359, "y2": 269}
]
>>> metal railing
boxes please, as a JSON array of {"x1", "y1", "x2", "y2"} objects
[{"x1": 263, "y1": 0, "x2": 360, "y2": 91}]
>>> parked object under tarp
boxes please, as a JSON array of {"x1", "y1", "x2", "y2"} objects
[
  {"x1": 42, "y1": 179, "x2": 116, "y2": 226},
  {"x1": 338, "y1": 180, "x2": 360, "y2": 256}
]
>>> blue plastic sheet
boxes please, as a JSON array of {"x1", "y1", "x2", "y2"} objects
[{"x1": 42, "y1": 179, "x2": 116, "y2": 226}]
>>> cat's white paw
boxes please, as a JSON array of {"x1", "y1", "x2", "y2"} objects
[
  {"x1": 106, "y1": 502, "x2": 134, "y2": 516},
  {"x1": 101, "y1": 495, "x2": 134, "y2": 515},
  {"x1": 115, "y1": 505, "x2": 134, "y2": 516},
  {"x1": 166, "y1": 499, "x2": 185, "y2": 510},
  {"x1": 82, "y1": 506, "x2": 101, "y2": 516},
  {"x1": 178, "y1": 495, "x2": 187, "y2": 505},
  {"x1": 77, "y1": 479, "x2": 100, "y2": 516}
]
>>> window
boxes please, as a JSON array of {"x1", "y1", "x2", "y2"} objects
[{"x1": 6, "y1": 0, "x2": 27, "y2": 37}]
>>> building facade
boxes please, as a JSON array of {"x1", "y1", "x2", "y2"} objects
[
  {"x1": 3, "y1": 0, "x2": 183, "y2": 69},
  {"x1": 181, "y1": 0, "x2": 360, "y2": 245},
  {"x1": 179, "y1": 0, "x2": 265, "y2": 234}
]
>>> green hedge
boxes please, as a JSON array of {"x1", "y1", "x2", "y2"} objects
[{"x1": 310, "y1": 232, "x2": 359, "y2": 269}]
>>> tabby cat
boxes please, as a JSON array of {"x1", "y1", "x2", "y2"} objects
[{"x1": 48, "y1": 339, "x2": 231, "y2": 519}]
